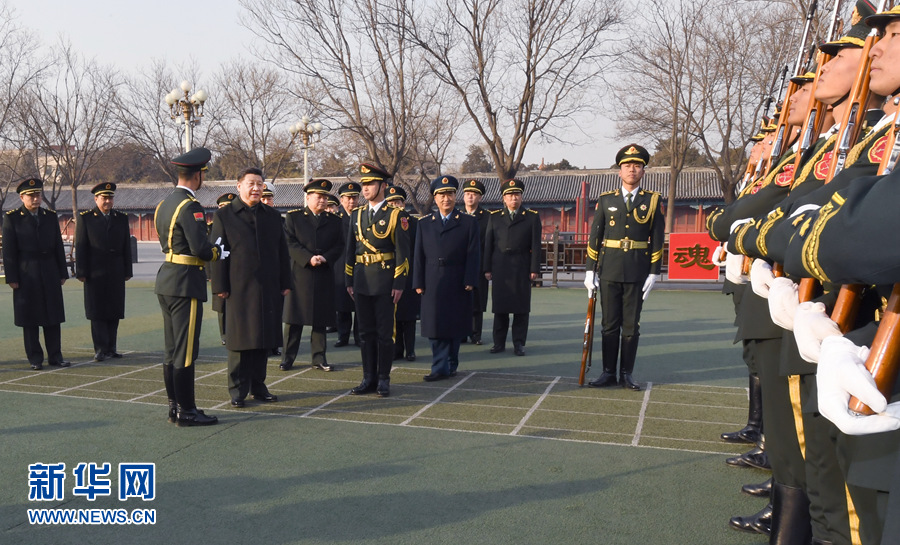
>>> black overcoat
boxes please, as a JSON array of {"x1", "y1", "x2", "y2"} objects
[
  {"x1": 283, "y1": 207, "x2": 343, "y2": 327},
  {"x1": 483, "y1": 207, "x2": 542, "y2": 314},
  {"x1": 209, "y1": 198, "x2": 290, "y2": 351},
  {"x1": 75, "y1": 207, "x2": 133, "y2": 320},
  {"x1": 2, "y1": 206, "x2": 68, "y2": 327},
  {"x1": 414, "y1": 210, "x2": 481, "y2": 338}
]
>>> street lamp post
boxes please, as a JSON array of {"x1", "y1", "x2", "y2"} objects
[
  {"x1": 164, "y1": 80, "x2": 208, "y2": 153},
  {"x1": 289, "y1": 116, "x2": 323, "y2": 186}
]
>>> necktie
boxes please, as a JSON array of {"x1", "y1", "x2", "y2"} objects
[
  {"x1": 442, "y1": 216, "x2": 448, "y2": 226},
  {"x1": 369, "y1": 208, "x2": 375, "y2": 223},
  {"x1": 625, "y1": 194, "x2": 633, "y2": 213},
  {"x1": 509, "y1": 210, "x2": 515, "y2": 221},
  {"x1": 32, "y1": 212, "x2": 39, "y2": 227}
]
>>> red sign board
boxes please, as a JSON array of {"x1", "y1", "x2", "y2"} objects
[{"x1": 667, "y1": 233, "x2": 720, "y2": 280}]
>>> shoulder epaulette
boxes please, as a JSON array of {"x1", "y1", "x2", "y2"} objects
[
  {"x1": 599, "y1": 190, "x2": 617, "y2": 196},
  {"x1": 80, "y1": 209, "x2": 91, "y2": 216},
  {"x1": 286, "y1": 208, "x2": 302, "y2": 214},
  {"x1": 490, "y1": 209, "x2": 502, "y2": 214},
  {"x1": 5, "y1": 209, "x2": 15, "y2": 215},
  {"x1": 527, "y1": 209, "x2": 538, "y2": 215},
  {"x1": 353, "y1": 205, "x2": 367, "y2": 211},
  {"x1": 47, "y1": 208, "x2": 56, "y2": 214}
]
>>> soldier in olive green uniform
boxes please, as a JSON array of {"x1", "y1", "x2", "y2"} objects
[
  {"x1": 75, "y1": 182, "x2": 133, "y2": 361},
  {"x1": 334, "y1": 182, "x2": 361, "y2": 347},
  {"x1": 154, "y1": 147, "x2": 228, "y2": 427},
  {"x1": 2, "y1": 178, "x2": 70, "y2": 370},
  {"x1": 584, "y1": 144, "x2": 664, "y2": 391},
  {"x1": 345, "y1": 163, "x2": 411, "y2": 397}
]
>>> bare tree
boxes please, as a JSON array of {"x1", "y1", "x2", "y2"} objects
[
  {"x1": 242, "y1": 0, "x2": 447, "y2": 207},
  {"x1": 403, "y1": 0, "x2": 619, "y2": 181},
  {"x1": 690, "y1": 1, "x2": 797, "y2": 202},
  {"x1": 14, "y1": 42, "x2": 121, "y2": 214},
  {"x1": 210, "y1": 59, "x2": 300, "y2": 181},
  {"x1": 0, "y1": 2, "x2": 49, "y2": 213},
  {"x1": 612, "y1": 0, "x2": 706, "y2": 233}
]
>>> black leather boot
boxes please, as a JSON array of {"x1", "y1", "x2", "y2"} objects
[
  {"x1": 376, "y1": 341, "x2": 393, "y2": 397},
  {"x1": 163, "y1": 364, "x2": 177, "y2": 423},
  {"x1": 729, "y1": 502, "x2": 772, "y2": 535},
  {"x1": 351, "y1": 340, "x2": 378, "y2": 395},
  {"x1": 721, "y1": 373, "x2": 763, "y2": 443},
  {"x1": 619, "y1": 335, "x2": 641, "y2": 390},
  {"x1": 589, "y1": 334, "x2": 620, "y2": 387},
  {"x1": 769, "y1": 482, "x2": 812, "y2": 545},
  {"x1": 726, "y1": 435, "x2": 770, "y2": 469},
  {"x1": 174, "y1": 366, "x2": 218, "y2": 427},
  {"x1": 742, "y1": 477, "x2": 773, "y2": 498}
]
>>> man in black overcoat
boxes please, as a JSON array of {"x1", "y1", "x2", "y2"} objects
[
  {"x1": 2, "y1": 178, "x2": 70, "y2": 370},
  {"x1": 334, "y1": 182, "x2": 361, "y2": 347},
  {"x1": 483, "y1": 178, "x2": 542, "y2": 356},
  {"x1": 461, "y1": 179, "x2": 491, "y2": 345},
  {"x1": 414, "y1": 176, "x2": 480, "y2": 381},
  {"x1": 75, "y1": 182, "x2": 133, "y2": 361},
  {"x1": 209, "y1": 167, "x2": 290, "y2": 408},
  {"x1": 280, "y1": 179, "x2": 343, "y2": 372}
]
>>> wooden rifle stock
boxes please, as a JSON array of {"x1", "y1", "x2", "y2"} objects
[
  {"x1": 579, "y1": 289, "x2": 598, "y2": 386},
  {"x1": 848, "y1": 284, "x2": 900, "y2": 415}
]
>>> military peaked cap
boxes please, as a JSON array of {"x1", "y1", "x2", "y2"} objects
[
  {"x1": 171, "y1": 147, "x2": 212, "y2": 172},
  {"x1": 463, "y1": 179, "x2": 485, "y2": 195},
  {"x1": 500, "y1": 178, "x2": 525, "y2": 195},
  {"x1": 262, "y1": 182, "x2": 275, "y2": 197},
  {"x1": 305, "y1": 179, "x2": 333, "y2": 194},
  {"x1": 338, "y1": 182, "x2": 361, "y2": 196},
  {"x1": 385, "y1": 185, "x2": 407, "y2": 201},
  {"x1": 16, "y1": 178, "x2": 43, "y2": 195},
  {"x1": 431, "y1": 175, "x2": 459, "y2": 195},
  {"x1": 820, "y1": 0, "x2": 876, "y2": 55},
  {"x1": 615, "y1": 144, "x2": 650, "y2": 166},
  {"x1": 866, "y1": 3, "x2": 900, "y2": 28},
  {"x1": 91, "y1": 182, "x2": 116, "y2": 196},
  {"x1": 216, "y1": 193, "x2": 236, "y2": 206},
  {"x1": 359, "y1": 162, "x2": 391, "y2": 184}
]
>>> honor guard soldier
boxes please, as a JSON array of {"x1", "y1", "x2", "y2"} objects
[
  {"x1": 385, "y1": 185, "x2": 420, "y2": 361},
  {"x1": 483, "y1": 178, "x2": 542, "y2": 356},
  {"x1": 154, "y1": 147, "x2": 229, "y2": 427},
  {"x1": 334, "y1": 182, "x2": 361, "y2": 347},
  {"x1": 260, "y1": 182, "x2": 275, "y2": 207},
  {"x1": 2, "y1": 178, "x2": 71, "y2": 370},
  {"x1": 280, "y1": 178, "x2": 344, "y2": 372},
  {"x1": 325, "y1": 194, "x2": 340, "y2": 214},
  {"x1": 211, "y1": 193, "x2": 236, "y2": 345},
  {"x1": 461, "y1": 179, "x2": 491, "y2": 345},
  {"x1": 414, "y1": 175, "x2": 481, "y2": 380},
  {"x1": 75, "y1": 182, "x2": 133, "y2": 361},
  {"x1": 210, "y1": 167, "x2": 289, "y2": 407},
  {"x1": 345, "y1": 163, "x2": 411, "y2": 397},
  {"x1": 584, "y1": 144, "x2": 664, "y2": 391}
]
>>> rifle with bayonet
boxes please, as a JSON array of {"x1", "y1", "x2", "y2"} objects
[{"x1": 579, "y1": 262, "x2": 599, "y2": 386}]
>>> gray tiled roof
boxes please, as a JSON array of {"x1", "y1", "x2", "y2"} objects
[{"x1": 1, "y1": 168, "x2": 725, "y2": 213}]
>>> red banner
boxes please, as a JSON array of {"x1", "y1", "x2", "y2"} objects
[{"x1": 667, "y1": 233, "x2": 720, "y2": 280}]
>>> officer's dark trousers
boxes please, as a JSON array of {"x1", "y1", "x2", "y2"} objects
[
  {"x1": 336, "y1": 311, "x2": 359, "y2": 344},
  {"x1": 800, "y1": 375, "x2": 851, "y2": 544},
  {"x1": 282, "y1": 324, "x2": 326, "y2": 366},
  {"x1": 157, "y1": 295, "x2": 202, "y2": 369},
  {"x1": 23, "y1": 324, "x2": 63, "y2": 365},
  {"x1": 471, "y1": 311, "x2": 484, "y2": 341},
  {"x1": 227, "y1": 348, "x2": 269, "y2": 401},
  {"x1": 395, "y1": 319, "x2": 416, "y2": 358},
  {"x1": 90, "y1": 319, "x2": 119, "y2": 355},
  {"x1": 429, "y1": 338, "x2": 461, "y2": 376},
  {"x1": 753, "y1": 338, "x2": 806, "y2": 488},
  {"x1": 492, "y1": 313, "x2": 529, "y2": 347},
  {"x1": 217, "y1": 310, "x2": 226, "y2": 342},
  {"x1": 355, "y1": 293, "x2": 395, "y2": 378}
]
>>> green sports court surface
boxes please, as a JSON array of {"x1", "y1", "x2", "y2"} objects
[{"x1": 0, "y1": 282, "x2": 770, "y2": 544}]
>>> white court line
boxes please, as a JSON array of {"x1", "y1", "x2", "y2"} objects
[
  {"x1": 510, "y1": 376, "x2": 560, "y2": 435},
  {"x1": 400, "y1": 372, "x2": 475, "y2": 425},
  {"x1": 54, "y1": 364, "x2": 161, "y2": 394},
  {"x1": 632, "y1": 382, "x2": 653, "y2": 447}
]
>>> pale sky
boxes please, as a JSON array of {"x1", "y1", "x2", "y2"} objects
[{"x1": 11, "y1": 0, "x2": 621, "y2": 170}]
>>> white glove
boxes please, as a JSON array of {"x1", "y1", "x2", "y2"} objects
[
  {"x1": 711, "y1": 245, "x2": 727, "y2": 267},
  {"x1": 730, "y1": 218, "x2": 753, "y2": 234},
  {"x1": 724, "y1": 252, "x2": 748, "y2": 284},
  {"x1": 584, "y1": 270, "x2": 599, "y2": 292},
  {"x1": 214, "y1": 236, "x2": 230, "y2": 260},
  {"x1": 750, "y1": 259, "x2": 775, "y2": 298},
  {"x1": 793, "y1": 301, "x2": 841, "y2": 363},
  {"x1": 767, "y1": 277, "x2": 799, "y2": 330},
  {"x1": 642, "y1": 274, "x2": 660, "y2": 301},
  {"x1": 817, "y1": 336, "x2": 900, "y2": 435}
]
